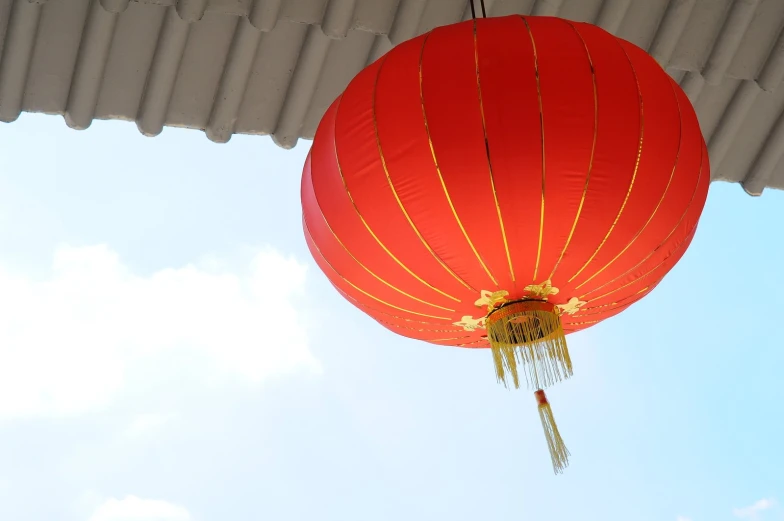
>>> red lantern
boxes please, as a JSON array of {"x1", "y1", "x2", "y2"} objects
[{"x1": 301, "y1": 15, "x2": 709, "y2": 473}]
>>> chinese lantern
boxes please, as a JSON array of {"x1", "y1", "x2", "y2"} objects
[{"x1": 301, "y1": 15, "x2": 709, "y2": 473}]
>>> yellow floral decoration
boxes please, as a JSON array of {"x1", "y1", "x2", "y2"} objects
[
  {"x1": 453, "y1": 315, "x2": 486, "y2": 332},
  {"x1": 556, "y1": 297, "x2": 587, "y2": 316},
  {"x1": 474, "y1": 289, "x2": 510, "y2": 314},
  {"x1": 524, "y1": 280, "x2": 560, "y2": 299}
]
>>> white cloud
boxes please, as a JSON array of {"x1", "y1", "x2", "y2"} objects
[
  {"x1": 0, "y1": 245, "x2": 319, "y2": 419},
  {"x1": 88, "y1": 496, "x2": 191, "y2": 521},
  {"x1": 122, "y1": 413, "x2": 173, "y2": 439},
  {"x1": 733, "y1": 498, "x2": 777, "y2": 519}
]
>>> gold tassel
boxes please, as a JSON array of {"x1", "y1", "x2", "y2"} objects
[
  {"x1": 486, "y1": 300, "x2": 572, "y2": 390},
  {"x1": 535, "y1": 389, "x2": 570, "y2": 474}
]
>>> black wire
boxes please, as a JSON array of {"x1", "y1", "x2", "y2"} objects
[{"x1": 469, "y1": 0, "x2": 487, "y2": 19}]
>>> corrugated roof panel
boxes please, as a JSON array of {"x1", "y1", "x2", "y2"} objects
[
  {"x1": 23, "y1": 0, "x2": 90, "y2": 115},
  {"x1": 555, "y1": 0, "x2": 602, "y2": 23},
  {"x1": 235, "y1": 20, "x2": 309, "y2": 136},
  {"x1": 715, "y1": 86, "x2": 784, "y2": 184},
  {"x1": 3, "y1": 0, "x2": 784, "y2": 194},
  {"x1": 727, "y1": 0, "x2": 784, "y2": 82},
  {"x1": 301, "y1": 27, "x2": 376, "y2": 138},
  {"x1": 209, "y1": 0, "x2": 253, "y2": 17},
  {"x1": 167, "y1": 11, "x2": 237, "y2": 130},
  {"x1": 0, "y1": 0, "x2": 12, "y2": 61},
  {"x1": 668, "y1": 0, "x2": 731, "y2": 71},
  {"x1": 417, "y1": 0, "x2": 467, "y2": 34},
  {"x1": 279, "y1": 0, "x2": 330, "y2": 26},
  {"x1": 616, "y1": 0, "x2": 668, "y2": 51},
  {"x1": 95, "y1": 2, "x2": 166, "y2": 121},
  {"x1": 769, "y1": 143, "x2": 784, "y2": 190},
  {"x1": 353, "y1": 0, "x2": 400, "y2": 34},
  {"x1": 695, "y1": 76, "x2": 743, "y2": 143},
  {"x1": 272, "y1": 24, "x2": 331, "y2": 147}
]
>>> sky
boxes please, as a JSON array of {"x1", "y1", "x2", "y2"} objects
[{"x1": 0, "y1": 113, "x2": 781, "y2": 521}]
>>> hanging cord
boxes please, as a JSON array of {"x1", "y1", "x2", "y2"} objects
[{"x1": 469, "y1": 0, "x2": 487, "y2": 19}]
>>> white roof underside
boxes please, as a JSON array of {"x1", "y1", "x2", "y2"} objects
[{"x1": 1, "y1": 0, "x2": 784, "y2": 195}]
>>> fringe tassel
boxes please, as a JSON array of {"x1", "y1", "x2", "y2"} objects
[
  {"x1": 487, "y1": 300, "x2": 572, "y2": 390},
  {"x1": 535, "y1": 390, "x2": 570, "y2": 474}
]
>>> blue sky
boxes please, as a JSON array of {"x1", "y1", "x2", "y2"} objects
[{"x1": 0, "y1": 113, "x2": 780, "y2": 521}]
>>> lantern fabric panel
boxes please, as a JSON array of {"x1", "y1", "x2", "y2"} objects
[{"x1": 303, "y1": 16, "x2": 709, "y2": 349}]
